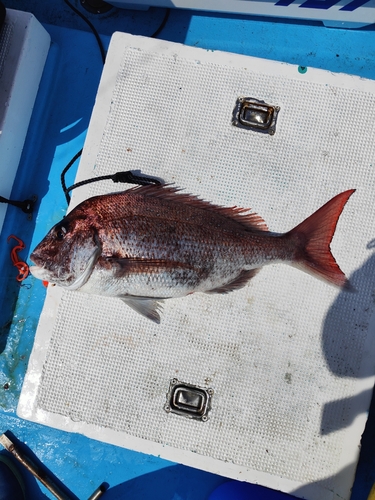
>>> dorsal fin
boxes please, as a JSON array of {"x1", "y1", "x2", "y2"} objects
[{"x1": 126, "y1": 184, "x2": 268, "y2": 233}]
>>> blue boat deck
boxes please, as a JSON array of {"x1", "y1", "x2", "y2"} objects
[{"x1": 0, "y1": 2, "x2": 375, "y2": 499}]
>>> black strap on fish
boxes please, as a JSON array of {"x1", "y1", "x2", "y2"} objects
[
  {"x1": 62, "y1": 167, "x2": 161, "y2": 205},
  {"x1": 60, "y1": 148, "x2": 83, "y2": 204},
  {"x1": 0, "y1": 195, "x2": 36, "y2": 214},
  {"x1": 61, "y1": 148, "x2": 161, "y2": 204}
]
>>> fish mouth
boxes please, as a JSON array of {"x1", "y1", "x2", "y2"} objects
[
  {"x1": 29, "y1": 252, "x2": 57, "y2": 282},
  {"x1": 29, "y1": 251, "x2": 44, "y2": 267},
  {"x1": 29, "y1": 265, "x2": 54, "y2": 282}
]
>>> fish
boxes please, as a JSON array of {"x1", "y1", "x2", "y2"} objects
[{"x1": 30, "y1": 184, "x2": 355, "y2": 323}]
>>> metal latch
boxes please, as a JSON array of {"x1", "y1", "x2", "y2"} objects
[
  {"x1": 232, "y1": 97, "x2": 280, "y2": 134},
  {"x1": 164, "y1": 379, "x2": 213, "y2": 421}
]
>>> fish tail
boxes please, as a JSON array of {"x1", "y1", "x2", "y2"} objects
[{"x1": 288, "y1": 189, "x2": 355, "y2": 290}]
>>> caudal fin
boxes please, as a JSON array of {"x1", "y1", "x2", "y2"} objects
[{"x1": 288, "y1": 189, "x2": 355, "y2": 290}]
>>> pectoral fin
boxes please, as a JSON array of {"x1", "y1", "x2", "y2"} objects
[{"x1": 121, "y1": 295, "x2": 164, "y2": 323}]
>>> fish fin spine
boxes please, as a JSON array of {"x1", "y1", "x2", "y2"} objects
[
  {"x1": 121, "y1": 296, "x2": 164, "y2": 323},
  {"x1": 205, "y1": 268, "x2": 260, "y2": 294},
  {"x1": 130, "y1": 184, "x2": 269, "y2": 232},
  {"x1": 288, "y1": 189, "x2": 355, "y2": 290}
]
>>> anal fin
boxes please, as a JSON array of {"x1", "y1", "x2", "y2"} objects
[
  {"x1": 206, "y1": 268, "x2": 259, "y2": 294},
  {"x1": 121, "y1": 295, "x2": 164, "y2": 323}
]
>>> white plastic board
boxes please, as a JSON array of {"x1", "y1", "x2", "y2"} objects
[
  {"x1": 0, "y1": 9, "x2": 50, "y2": 234},
  {"x1": 19, "y1": 33, "x2": 375, "y2": 500}
]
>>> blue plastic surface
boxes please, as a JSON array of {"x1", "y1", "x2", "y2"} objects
[{"x1": 0, "y1": 3, "x2": 374, "y2": 499}]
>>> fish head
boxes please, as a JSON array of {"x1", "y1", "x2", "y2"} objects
[{"x1": 30, "y1": 214, "x2": 102, "y2": 290}]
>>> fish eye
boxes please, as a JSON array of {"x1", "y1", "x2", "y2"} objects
[{"x1": 56, "y1": 225, "x2": 67, "y2": 241}]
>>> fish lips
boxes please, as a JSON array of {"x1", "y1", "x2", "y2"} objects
[
  {"x1": 29, "y1": 251, "x2": 56, "y2": 282},
  {"x1": 29, "y1": 250, "x2": 43, "y2": 267},
  {"x1": 29, "y1": 265, "x2": 51, "y2": 281}
]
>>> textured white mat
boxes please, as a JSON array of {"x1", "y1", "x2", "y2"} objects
[{"x1": 19, "y1": 33, "x2": 375, "y2": 500}]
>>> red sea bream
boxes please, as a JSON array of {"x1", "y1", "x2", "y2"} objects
[{"x1": 30, "y1": 185, "x2": 355, "y2": 323}]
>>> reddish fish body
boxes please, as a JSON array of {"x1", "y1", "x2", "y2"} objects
[{"x1": 30, "y1": 185, "x2": 355, "y2": 323}]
